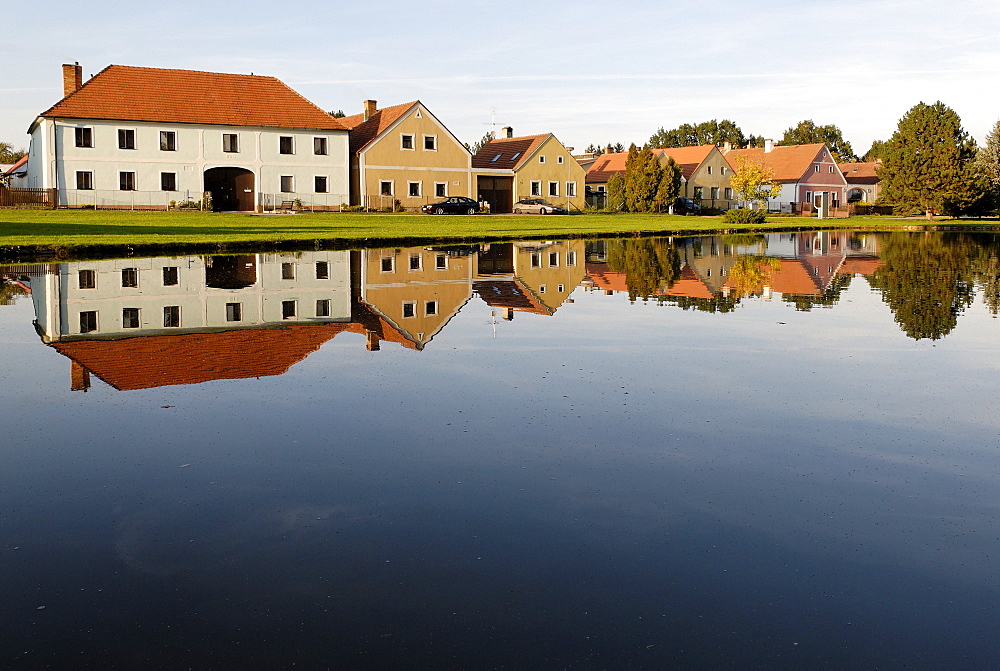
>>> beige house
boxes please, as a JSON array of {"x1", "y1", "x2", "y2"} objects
[
  {"x1": 472, "y1": 128, "x2": 586, "y2": 213},
  {"x1": 585, "y1": 144, "x2": 736, "y2": 209},
  {"x1": 339, "y1": 100, "x2": 473, "y2": 210}
]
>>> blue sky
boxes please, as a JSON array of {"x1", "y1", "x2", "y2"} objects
[{"x1": 4, "y1": 0, "x2": 999, "y2": 158}]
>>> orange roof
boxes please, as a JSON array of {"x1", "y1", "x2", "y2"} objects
[
  {"x1": 39, "y1": 65, "x2": 345, "y2": 131},
  {"x1": 472, "y1": 134, "x2": 549, "y2": 170},
  {"x1": 3, "y1": 154, "x2": 28, "y2": 175},
  {"x1": 474, "y1": 278, "x2": 551, "y2": 315},
  {"x1": 840, "y1": 162, "x2": 881, "y2": 184},
  {"x1": 584, "y1": 263, "x2": 628, "y2": 292},
  {"x1": 722, "y1": 259, "x2": 823, "y2": 296},
  {"x1": 339, "y1": 101, "x2": 418, "y2": 155},
  {"x1": 585, "y1": 145, "x2": 716, "y2": 183},
  {"x1": 723, "y1": 143, "x2": 827, "y2": 182},
  {"x1": 585, "y1": 152, "x2": 627, "y2": 183},
  {"x1": 838, "y1": 257, "x2": 883, "y2": 277}
]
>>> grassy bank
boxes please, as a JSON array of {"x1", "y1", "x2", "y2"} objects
[{"x1": 0, "y1": 209, "x2": 995, "y2": 250}]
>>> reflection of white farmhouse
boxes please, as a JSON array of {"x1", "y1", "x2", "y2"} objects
[
  {"x1": 23, "y1": 64, "x2": 349, "y2": 210},
  {"x1": 32, "y1": 252, "x2": 352, "y2": 343}
]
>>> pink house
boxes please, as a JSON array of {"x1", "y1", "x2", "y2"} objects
[{"x1": 723, "y1": 141, "x2": 848, "y2": 212}]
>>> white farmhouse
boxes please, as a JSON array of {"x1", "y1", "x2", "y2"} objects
[{"x1": 24, "y1": 63, "x2": 349, "y2": 211}]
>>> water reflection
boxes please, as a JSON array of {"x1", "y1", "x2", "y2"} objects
[{"x1": 4, "y1": 230, "x2": 1000, "y2": 393}]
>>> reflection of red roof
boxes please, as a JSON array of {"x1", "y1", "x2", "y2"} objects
[
  {"x1": 40, "y1": 65, "x2": 345, "y2": 130},
  {"x1": 474, "y1": 279, "x2": 551, "y2": 315},
  {"x1": 664, "y1": 264, "x2": 714, "y2": 299},
  {"x1": 838, "y1": 257, "x2": 882, "y2": 277},
  {"x1": 584, "y1": 263, "x2": 628, "y2": 292},
  {"x1": 722, "y1": 259, "x2": 823, "y2": 296},
  {"x1": 51, "y1": 323, "x2": 352, "y2": 391}
]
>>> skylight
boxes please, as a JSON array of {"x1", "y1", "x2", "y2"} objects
[
  {"x1": 509, "y1": 152, "x2": 522, "y2": 162},
  {"x1": 490, "y1": 153, "x2": 502, "y2": 163}
]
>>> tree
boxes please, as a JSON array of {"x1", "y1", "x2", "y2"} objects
[
  {"x1": 329, "y1": 109, "x2": 346, "y2": 118},
  {"x1": 877, "y1": 101, "x2": 981, "y2": 219},
  {"x1": 648, "y1": 120, "x2": 748, "y2": 148},
  {"x1": 624, "y1": 144, "x2": 660, "y2": 212},
  {"x1": 605, "y1": 238, "x2": 682, "y2": 301},
  {"x1": 464, "y1": 131, "x2": 495, "y2": 155},
  {"x1": 863, "y1": 139, "x2": 888, "y2": 162},
  {"x1": 606, "y1": 173, "x2": 626, "y2": 211},
  {"x1": 729, "y1": 155, "x2": 781, "y2": 209},
  {"x1": 981, "y1": 119, "x2": 1000, "y2": 188},
  {"x1": 777, "y1": 120, "x2": 856, "y2": 162},
  {"x1": 0, "y1": 141, "x2": 27, "y2": 163},
  {"x1": 653, "y1": 157, "x2": 682, "y2": 212}
]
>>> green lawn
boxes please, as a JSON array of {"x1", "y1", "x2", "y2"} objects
[{"x1": 0, "y1": 209, "x2": 994, "y2": 251}]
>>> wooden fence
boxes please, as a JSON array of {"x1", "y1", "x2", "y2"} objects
[{"x1": 0, "y1": 188, "x2": 57, "y2": 208}]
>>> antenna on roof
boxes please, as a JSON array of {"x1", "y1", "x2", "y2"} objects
[{"x1": 482, "y1": 107, "x2": 505, "y2": 138}]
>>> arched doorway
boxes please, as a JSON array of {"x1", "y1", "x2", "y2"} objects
[{"x1": 204, "y1": 167, "x2": 255, "y2": 211}]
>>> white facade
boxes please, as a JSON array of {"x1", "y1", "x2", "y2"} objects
[
  {"x1": 25, "y1": 118, "x2": 350, "y2": 210},
  {"x1": 32, "y1": 251, "x2": 352, "y2": 341}
]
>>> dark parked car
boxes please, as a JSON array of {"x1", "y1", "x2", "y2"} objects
[
  {"x1": 513, "y1": 198, "x2": 567, "y2": 215},
  {"x1": 674, "y1": 197, "x2": 702, "y2": 215},
  {"x1": 422, "y1": 197, "x2": 480, "y2": 215}
]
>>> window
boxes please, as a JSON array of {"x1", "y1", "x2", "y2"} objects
[
  {"x1": 425, "y1": 300, "x2": 438, "y2": 316},
  {"x1": 435, "y1": 254, "x2": 447, "y2": 270},
  {"x1": 380, "y1": 257, "x2": 394, "y2": 272},
  {"x1": 490, "y1": 153, "x2": 502, "y2": 163},
  {"x1": 281, "y1": 262, "x2": 295, "y2": 280},
  {"x1": 76, "y1": 171, "x2": 93, "y2": 190},
  {"x1": 121, "y1": 268, "x2": 138, "y2": 288},
  {"x1": 814, "y1": 165, "x2": 820, "y2": 172},
  {"x1": 539, "y1": 285, "x2": 546, "y2": 294},
  {"x1": 530, "y1": 181, "x2": 541, "y2": 196},
  {"x1": 724, "y1": 187, "x2": 734, "y2": 199},
  {"x1": 408, "y1": 182, "x2": 421, "y2": 197},
  {"x1": 75, "y1": 127, "x2": 93, "y2": 148},
  {"x1": 160, "y1": 131, "x2": 176, "y2": 151},
  {"x1": 313, "y1": 137, "x2": 328, "y2": 155},
  {"x1": 315, "y1": 176, "x2": 328, "y2": 193},
  {"x1": 435, "y1": 182, "x2": 447, "y2": 198},
  {"x1": 282, "y1": 300, "x2": 296, "y2": 319},
  {"x1": 380, "y1": 181, "x2": 393, "y2": 196},
  {"x1": 161, "y1": 172, "x2": 177, "y2": 191},
  {"x1": 162, "y1": 266, "x2": 178, "y2": 286},
  {"x1": 829, "y1": 165, "x2": 835, "y2": 173},
  {"x1": 119, "y1": 172, "x2": 136, "y2": 191},
  {"x1": 423, "y1": 135, "x2": 436, "y2": 150},
  {"x1": 409, "y1": 254, "x2": 421, "y2": 270},
  {"x1": 539, "y1": 155, "x2": 546, "y2": 164},
  {"x1": 508, "y1": 152, "x2": 521, "y2": 162},
  {"x1": 707, "y1": 166, "x2": 713, "y2": 175},
  {"x1": 805, "y1": 191, "x2": 813, "y2": 202},
  {"x1": 401, "y1": 134, "x2": 414, "y2": 150},
  {"x1": 566, "y1": 251, "x2": 577, "y2": 267},
  {"x1": 316, "y1": 299, "x2": 331, "y2": 317},
  {"x1": 557, "y1": 156, "x2": 564, "y2": 164},
  {"x1": 80, "y1": 311, "x2": 98, "y2": 333},
  {"x1": 122, "y1": 307, "x2": 140, "y2": 329},
  {"x1": 226, "y1": 303, "x2": 242, "y2": 321},
  {"x1": 118, "y1": 129, "x2": 135, "y2": 150},
  {"x1": 548, "y1": 182, "x2": 559, "y2": 197},
  {"x1": 566, "y1": 182, "x2": 577, "y2": 197},
  {"x1": 315, "y1": 261, "x2": 329, "y2": 279},
  {"x1": 710, "y1": 187, "x2": 720, "y2": 199},
  {"x1": 722, "y1": 166, "x2": 728, "y2": 175},
  {"x1": 163, "y1": 306, "x2": 180, "y2": 328},
  {"x1": 548, "y1": 252, "x2": 559, "y2": 267},
  {"x1": 78, "y1": 270, "x2": 96, "y2": 289},
  {"x1": 558, "y1": 284, "x2": 564, "y2": 292},
  {"x1": 280, "y1": 176, "x2": 293, "y2": 193},
  {"x1": 402, "y1": 301, "x2": 416, "y2": 318},
  {"x1": 531, "y1": 253, "x2": 541, "y2": 268},
  {"x1": 279, "y1": 136, "x2": 294, "y2": 154},
  {"x1": 223, "y1": 133, "x2": 239, "y2": 153}
]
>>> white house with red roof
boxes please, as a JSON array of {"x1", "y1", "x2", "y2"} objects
[
  {"x1": 24, "y1": 63, "x2": 350, "y2": 211},
  {"x1": 722, "y1": 140, "x2": 848, "y2": 212}
]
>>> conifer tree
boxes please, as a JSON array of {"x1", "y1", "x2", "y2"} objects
[
  {"x1": 877, "y1": 101, "x2": 980, "y2": 219},
  {"x1": 653, "y1": 156, "x2": 682, "y2": 212},
  {"x1": 606, "y1": 173, "x2": 626, "y2": 211}
]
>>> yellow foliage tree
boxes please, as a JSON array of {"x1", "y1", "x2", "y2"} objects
[{"x1": 729, "y1": 155, "x2": 781, "y2": 210}]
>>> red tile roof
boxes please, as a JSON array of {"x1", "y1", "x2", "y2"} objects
[
  {"x1": 474, "y1": 278, "x2": 551, "y2": 315},
  {"x1": 723, "y1": 143, "x2": 827, "y2": 182},
  {"x1": 840, "y1": 162, "x2": 881, "y2": 184},
  {"x1": 338, "y1": 101, "x2": 418, "y2": 155},
  {"x1": 585, "y1": 145, "x2": 716, "y2": 183},
  {"x1": 3, "y1": 154, "x2": 28, "y2": 175},
  {"x1": 39, "y1": 65, "x2": 346, "y2": 131},
  {"x1": 472, "y1": 134, "x2": 549, "y2": 170},
  {"x1": 585, "y1": 152, "x2": 627, "y2": 183}
]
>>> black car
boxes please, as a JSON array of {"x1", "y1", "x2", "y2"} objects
[
  {"x1": 674, "y1": 197, "x2": 702, "y2": 215},
  {"x1": 422, "y1": 197, "x2": 480, "y2": 215}
]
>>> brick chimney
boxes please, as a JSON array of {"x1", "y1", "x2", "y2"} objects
[
  {"x1": 605, "y1": 144, "x2": 613, "y2": 154},
  {"x1": 723, "y1": 141, "x2": 732, "y2": 152},
  {"x1": 62, "y1": 62, "x2": 82, "y2": 97},
  {"x1": 363, "y1": 100, "x2": 377, "y2": 122},
  {"x1": 501, "y1": 126, "x2": 513, "y2": 139},
  {"x1": 764, "y1": 138, "x2": 774, "y2": 153}
]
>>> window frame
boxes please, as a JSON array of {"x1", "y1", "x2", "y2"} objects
[
  {"x1": 162, "y1": 266, "x2": 179, "y2": 286},
  {"x1": 119, "y1": 171, "x2": 136, "y2": 191},
  {"x1": 222, "y1": 133, "x2": 239, "y2": 153},
  {"x1": 161, "y1": 172, "x2": 177, "y2": 192},
  {"x1": 281, "y1": 300, "x2": 297, "y2": 320},
  {"x1": 548, "y1": 181, "x2": 559, "y2": 197},
  {"x1": 314, "y1": 175, "x2": 328, "y2": 193},
  {"x1": 74, "y1": 127, "x2": 93, "y2": 148},
  {"x1": 78, "y1": 269, "x2": 96, "y2": 289},
  {"x1": 434, "y1": 182, "x2": 447, "y2": 198},
  {"x1": 408, "y1": 181, "x2": 421, "y2": 197},
  {"x1": 117, "y1": 128, "x2": 136, "y2": 150},
  {"x1": 401, "y1": 134, "x2": 415, "y2": 150},
  {"x1": 225, "y1": 302, "x2": 242, "y2": 322},
  {"x1": 423, "y1": 134, "x2": 437, "y2": 151},
  {"x1": 315, "y1": 261, "x2": 329, "y2": 280},
  {"x1": 379, "y1": 180, "x2": 393, "y2": 197},
  {"x1": 121, "y1": 268, "x2": 138, "y2": 288},
  {"x1": 281, "y1": 262, "x2": 295, "y2": 280},
  {"x1": 280, "y1": 175, "x2": 294, "y2": 193},
  {"x1": 279, "y1": 136, "x2": 295, "y2": 155},
  {"x1": 313, "y1": 136, "x2": 328, "y2": 155},
  {"x1": 79, "y1": 311, "x2": 98, "y2": 333},
  {"x1": 163, "y1": 305, "x2": 181, "y2": 328},
  {"x1": 160, "y1": 130, "x2": 177, "y2": 152},
  {"x1": 76, "y1": 171, "x2": 93, "y2": 190},
  {"x1": 566, "y1": 182, "x2": 577, "y2": 197},
  {"x1": 316, "y1": 299, "x2": 331, "y2": 317},
  {"x1": 122, "y1": 307, "x2": 140, "y2": 329},
  {"x1": 530, "y1": 181, "x2": 541, "y2": 197}
]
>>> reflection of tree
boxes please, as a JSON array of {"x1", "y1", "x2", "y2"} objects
[
  {"x1": 867, "y1": 233, "x2": 976, "y2": 340},
  {"x1": 721, "y1": 233, "x2": 767, "y2": 250},
  {"x1": 0, "y1": 279, "x2": 28, "y2": 306},
  {"x1": 782, "y1": 275, "x2": 853, "y2": 311},
  {"x1": 659, "y1": 294, "x2": 740, "y2": 313},
  {"x1": 605, "y1": 238, "x2": 681, "y2": 301},
  {"x1": 726, "y1": 254, "x2": 781, "y2": 298},
  {"x1": 971, "y1": 236, "x2": 1000, "y2": 316}
]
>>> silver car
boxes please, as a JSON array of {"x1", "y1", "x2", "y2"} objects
[{"x1": 513, "y1": 198, "x2": 567, "y2": 215}]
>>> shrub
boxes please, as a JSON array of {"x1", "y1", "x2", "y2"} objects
[{"x1": 722, "y1": 208, "x2": 767, "y2": 224}]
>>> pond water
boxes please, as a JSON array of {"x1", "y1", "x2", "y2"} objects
[{"x1": 2, "y1": 230, "x2": 1000, "y2": 668}]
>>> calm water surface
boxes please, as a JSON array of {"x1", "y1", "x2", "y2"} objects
[{"x1": 2, "y1": 231, "x2": 1000, "y2": 668}]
